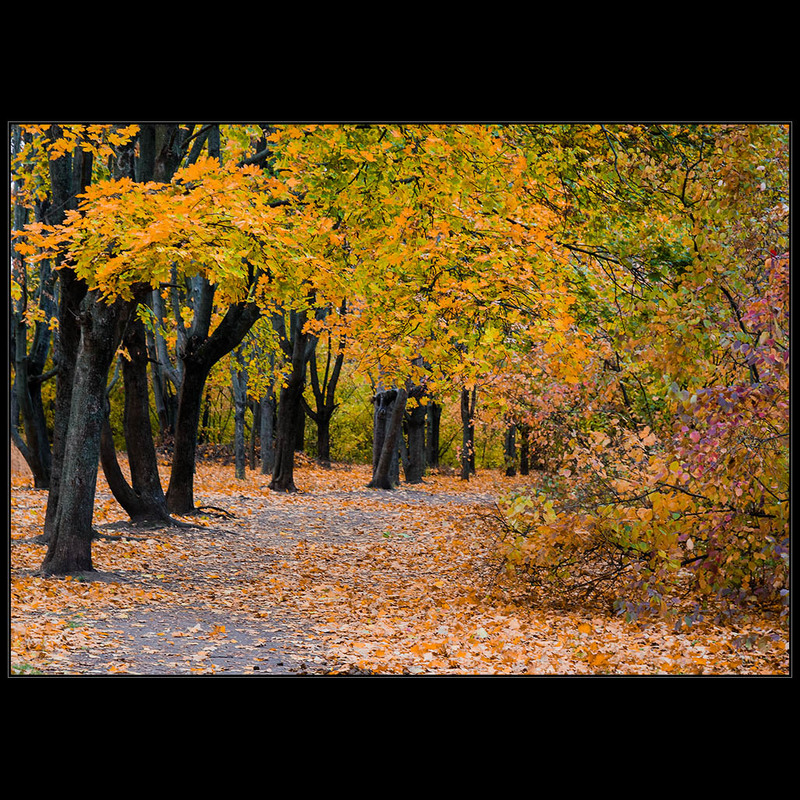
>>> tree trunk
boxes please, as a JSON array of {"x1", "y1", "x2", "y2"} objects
[
  {"x1": 504, "y1": 423, "x2": 517, "y2": 476},
  {"x1": 403, "y1": 400, "x2": 427, "y2": 484},
  {"x1": 269, "y1": 311, "x2": 312, "y2": 493},
  {"x1": 519, "y1": 424, "x2": 530, "y2": 475},
  {"x1": 41, "y1": 127, "x2": 93, "y2": 544},
  {"x1": 248, "y1": 398, "x2": 258, "y2": 471},
  {"x1": 260, "y1": 391, "x2": 276, "y2": 475},
  {"x1": 304, "y1": 318, "x2": 346, "y2": 467},
  {"x1": 231, "y1": 348, "x2": 248, "y2": 480},
  {"x1": 368, "y1": 387, "x2": 408, "y2": 489},
  {"x1": 426, "y1": 401, "x2": 441, "y2": 469},
  {"x1": 41, "y1": 293, "x2": 138, "y2": 575},
  {"x1": 460, "y1": 386, "x2": 477, "y2": 481},
  {"x1": 145, "y1": 317, "x2": 177, "y2": 441},
  {"x1": 166, "y1": 300, "x2": 260, "y2": 514},
  {"x1": 100, "y1": 317, "x2": 175, "y2": 523},
  {"x1": 10, "y1": 124, "x2": 57, "y2": 489},
  {"x1": 11, "y1": 347, "x2": 51, "y2": 488}
]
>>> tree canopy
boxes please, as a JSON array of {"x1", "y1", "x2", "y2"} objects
[{"x1": 10, "y1": 122, "x2": 789, "y2": 622}]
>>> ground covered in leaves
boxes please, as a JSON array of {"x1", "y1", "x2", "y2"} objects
[{"x1": 10, "y1": 452, "x2": 790, "y2": 677}]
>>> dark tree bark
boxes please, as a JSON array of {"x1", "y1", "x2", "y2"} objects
[
  {"x1": 403, "y1": 398, "x2": 427, "y2": 484},
  {"x1": 41, "y1": 292, "x2": 140, "y2": 575},
  {"x1": 166, "y1": 300, "x2": 261, "y2": 513},
  {"x1": 41, "y1": 127, "x2": 93, "y2": 544},
  {"x1": 10, "y1": 191, "x2": 56, "y2": 486},
  {"x1": 260, "y1": 349, "x2": 277, "y2": 475},
  {"x1": 371, "y1": 389, "x2": 398, "y2": 485},
  {"x1": 248, "y1": 398, "x2": 259, "y2": 471},
  {"x1": 99, "y1": 317, "x2": 176, "y2": 523},
  {"x1": 518, "y1": 423, "x2": 531, "y2": 475},
  {"x1": 460, "y1": 386, "x2": 477, "y2": 481},
  {"x1": 504, "y1": 423, "x2": 517, "y2": 476},
  {"x1": 425, "y1": 400, "x2": 441, "y2": 469},
  {"x1": 146, "y1": 291, "x2": 179, "y2": 440},
  {"x1": 231, "y1": 347, "x2": 248, "y2": 480},
  {"x1": 10, "y1": 125, "x2": 71, "y2": 491},
  {"x1": 368, "y1": 387, "x2": 408, "y2": 489},
  {"x1": 260, "y1": 390, "x2": 277, "y2": 475},
  {"x1": 302, "y1": 324, "x2": 345, "y2": 467},
  {"x1": 269, "y1": 310, "x2": 314, "y2": 493}
]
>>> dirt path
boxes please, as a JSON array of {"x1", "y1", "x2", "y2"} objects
[
  {"x1": 11, "y1": 456, "x2": 789, "y2": 677},
  {"x1": 11, "y1": 462, "x2": 497, "y2": 676}
]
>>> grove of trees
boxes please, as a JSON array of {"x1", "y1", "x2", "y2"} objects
[{"x1": 10, "y1": 122, "x2": 789, "y2": 623}]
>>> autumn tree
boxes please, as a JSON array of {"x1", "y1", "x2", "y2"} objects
[
  {"x1": 302, "y1": 300, "x2": 347, "y2": 467},
  {"x1": 490, "y1": 124, "x2": 790, "y2": 620},
  {"x1": 15, "y1": 124, "x2": 295, "y2": 573},
  {"x1": 10, "y1": 124, "x2": 58, "y2": 489}
]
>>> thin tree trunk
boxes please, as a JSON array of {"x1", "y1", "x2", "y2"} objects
[
  {"x1": 260, "y1": 391, "x2": 276, "y2": 475},
  {"x1": 460, "y1": 386, "x2": 477, "y2": 481},
  {"x1": 231, "y1": 348, "x2": 248, "y2": 480},
  {"x1": 249, "y1": 398, "x2": 258, "y2": 471},
  {"x1": 504, "y1": 423, "x2": 517, "y2": 476},
  {"x1": 304, "y1": 320, "x2": 346, "y2": 467},
  {"x1": 519, "y1": 424, "x2": 530, "y2": 475}
]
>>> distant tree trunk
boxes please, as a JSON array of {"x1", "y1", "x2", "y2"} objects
[
  {"x1": 519, "y1": 423, "x2": 530, "y2": 475},
  {"x1": 270, "y1": 310, "x2": 313, "y2": 493},
  {"x1": 504, "y1": 423, "x2": 517, "y2": 476},
  {"x1": 303, "y1": 325, "x2": 345, "y2": 467},
  {"x1": 368, "y1": 387, "x2": 408, "y2": 489},
  {"x1": 425, "y1": 400, "x2": 441, "y2": 469},
  {"x1": 260, "y1": 388, "x2": 276, "y2": 475},
  {"x1": 403, "y1": 399, "x2": 427, "y2": 484},
  {"x1": 248, "y1": 398, "x2": 259, "y2": 471},
  {"x1": 11, "y1": 344, "x2": 52, "y2": 488},
  {"x1": 231, "y1": 347, "x2": 248, "y2": 480},
  {"x1": 460, "y1": 386, "x2": 477, "y2": 481}
]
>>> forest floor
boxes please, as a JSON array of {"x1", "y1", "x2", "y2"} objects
[{"x1": 10, "y1": 447, "x2": 790, "y2": 678}]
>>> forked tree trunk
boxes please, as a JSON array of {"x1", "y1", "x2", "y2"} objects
[
  {"x1": 304, "y1": 337, "x2": 345, "y2": 467},
  {"x1": 166, "y1": 300, "x2": 260, "y2": 514},
  {"x1": 99, "y1": 317, "x2": 174, "y2": 523},
  {"x1": 41, "y1": 292, "x2": 138, "y2": 575},
  {"x1": 368, "y1": 387, "x2": 408, "y2": 489},
  {"x1": 269, "y1": 309, "x2": 316, "y2": 492}
]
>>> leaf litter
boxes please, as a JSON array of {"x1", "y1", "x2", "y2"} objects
[{"x1": 10, "y1": 453, "x2": 789, "y2": 676}]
